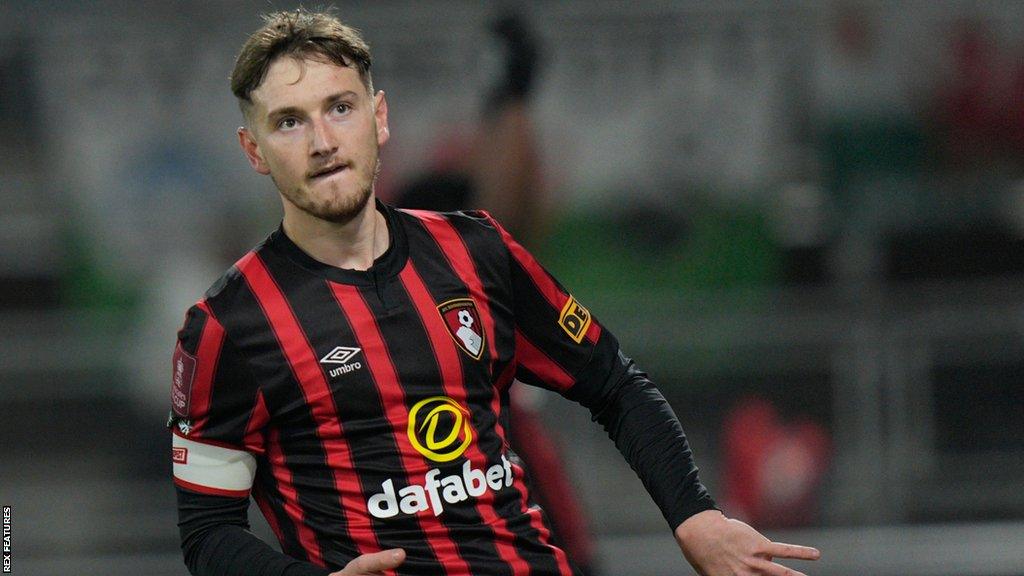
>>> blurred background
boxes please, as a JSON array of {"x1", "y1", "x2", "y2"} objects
[{"x1": 1, "y1": 0, "x2": 1023, "y2": 574}]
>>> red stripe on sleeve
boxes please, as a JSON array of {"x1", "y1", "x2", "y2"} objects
[
  {"x1": 400, "y1": 263, "x2": 533, "y2": 575},
  {"x1": 514, "y1": 330, "x2": 575, "y2": 392},
  {"x1": 190, "y1": 301, "x2": 226, "y2": 437},
  {"x1": 330, "y1": 282, "x2": 466, "y2": 575},
  {"x1": 238, "y1": 252, "x2": 374, "y2": 566},
  {"x1": 173, "y1": 477, "x2": 250, "y2": 499},
  {"x1": 483, "y1": 212, "x2": 602, "y2": 345}
]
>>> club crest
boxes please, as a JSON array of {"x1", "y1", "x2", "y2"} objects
[{"x1": 437, "y1": 298, "x2": 485, "y2": 360}]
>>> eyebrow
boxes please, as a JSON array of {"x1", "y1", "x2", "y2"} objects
[{"x1": 265, "y1": 91, "x2": 360, "y2": 124}]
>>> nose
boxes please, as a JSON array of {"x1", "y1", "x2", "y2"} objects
[{"x1": 309, "y1": 117, "x2": 337, "y2": 157}]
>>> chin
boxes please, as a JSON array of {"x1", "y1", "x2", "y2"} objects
[{"x1": 309, "y1": 188, "x2": 373, "y2": 224}]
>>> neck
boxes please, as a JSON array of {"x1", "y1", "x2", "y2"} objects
[{"x1": 281, "y1": 197, "x2": 389, "y2": 271}]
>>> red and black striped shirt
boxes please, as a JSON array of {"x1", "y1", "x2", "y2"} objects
[{"x1": 170, "y1": 202, "x2": 715, "y2": 576}]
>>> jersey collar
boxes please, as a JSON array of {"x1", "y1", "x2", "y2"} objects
[{"x1": 267, "y1": 199, "x2": 409, "y2": 286}]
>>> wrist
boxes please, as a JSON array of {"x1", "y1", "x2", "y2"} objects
[{"x1": 673, "y1": 509, "x2": 726, "y2": 545}]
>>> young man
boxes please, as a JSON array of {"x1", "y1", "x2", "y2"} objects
[{"x1": 169, "y1": 9, "x2": 820, "y2": 576}]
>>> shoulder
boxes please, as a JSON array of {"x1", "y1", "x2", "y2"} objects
[
  {"x1": 395, "y1": 208, "x2": 511, "y2": 266},
  {"x1": 200, "y1": 255, "x2": 251, "y2": 314},
  {"x1": 183, "y1": 235, "x2": 277, "y2": 331},
  {"x1": 394, "y1": 206, "x2": 505, "y2": 243},
  {"x1": 175, "y1": 262, "x2": 245, "y2": 348}
]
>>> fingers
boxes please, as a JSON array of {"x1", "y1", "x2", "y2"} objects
[
  {"x1": 749, "y1": 556, "x2": 808, "y2": 576},
  {"x1": 762, "y1": 541, "x2": 820, "y2": 561},
  {"x1": 339, "y1": 548, "x2": 406, "y2": 575}
]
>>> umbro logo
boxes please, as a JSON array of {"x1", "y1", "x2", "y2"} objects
[
  {"x1": 320, "y1": 346, "x2": 361, "y2": 364},
  {"x1": 320, "y1": 346, "x2": 364, "y2": 377}
]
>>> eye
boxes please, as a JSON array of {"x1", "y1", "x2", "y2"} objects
[
  {"x1": 277, "y1": 117, "x2": 299, "y2": 131},
  {"x1": 332, "y1": 103, "x2": 352, "y2": 115}
]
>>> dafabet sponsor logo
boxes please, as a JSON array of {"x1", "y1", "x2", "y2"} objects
[{"x1": 366, "y1": 396, "x2": 513, "y2": 519}]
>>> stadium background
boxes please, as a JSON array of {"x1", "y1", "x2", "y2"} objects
[{"x1": 1, "y1": 0, "x2": 1023, "y2": 574}]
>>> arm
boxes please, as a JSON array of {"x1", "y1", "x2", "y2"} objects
[
  {"x1": 177, "y1": 487, "x2": 404, "y2": 576},
  {"x1": 569, "y1": 352, "x2": 820, "y2": 576},
  {"x1": 170, "y1": 303, "x2": 404, "y2": 576},
  {"x1": 486, "y1": 215, "x2": 820, "y2": 575},
  {"x1": 177, "y1": 487, "x2": 331, "y2": 576},
  {"x1": 564, "y1": 352, "x2": 717, "y2": 529}
]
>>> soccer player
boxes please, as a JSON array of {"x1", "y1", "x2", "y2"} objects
[{"x1": 169, "y1": 9, "x2": 821, "y2": 576}]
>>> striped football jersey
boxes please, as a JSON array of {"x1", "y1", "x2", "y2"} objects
[{"x1": 170, "y1": 202, "x2": 621, "y2": 575}]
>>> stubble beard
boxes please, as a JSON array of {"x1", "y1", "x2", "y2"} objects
[{"x1": 277, "y1": 157, "x2": 381, "y2": 225}]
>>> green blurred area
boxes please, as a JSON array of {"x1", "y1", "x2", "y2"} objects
[
  {"x1": 60, "y1": 223, "x2": 142, "y2": 315},
  {"x1": 536, "y1": 199, "x2": 781, "y2": 312}
]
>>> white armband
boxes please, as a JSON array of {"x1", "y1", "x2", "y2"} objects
[{"x1": 172, "y1": 432, "x2": 257, "y2": 498}]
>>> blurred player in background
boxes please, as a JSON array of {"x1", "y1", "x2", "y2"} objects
[
  {"x1": 168, "y1": 8, "x2": 820, "y2": 576},
  {"x1": 397, "y1": 12, "x2": 546, "y2": 245}
]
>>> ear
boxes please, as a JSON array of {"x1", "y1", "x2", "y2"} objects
[
  {"x1": 374, "y1": 90, "x2": 390, "y2": 147},
  {"x1": 238, "y1": 126, "x2": 271, "y2": 175}
]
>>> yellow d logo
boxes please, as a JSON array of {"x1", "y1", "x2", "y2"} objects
[{"x1": 407, "y1": 396, "x2": 473, "y2": 462}]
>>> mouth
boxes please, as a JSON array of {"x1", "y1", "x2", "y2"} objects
[{"x1": 308, "y1": 162, "x2": 350, "y2": 180}]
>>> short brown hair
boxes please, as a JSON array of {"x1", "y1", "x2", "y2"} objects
[{"x1": 231, "y1": 8, "x2": 373, "y2": 121}]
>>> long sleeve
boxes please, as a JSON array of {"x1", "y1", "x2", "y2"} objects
[
  {"x1": 477, "y1": 210, "x2": 718, "y2": 529},
  {"x1": 177, "y1": 487, "x2": 332, "y2": 576},
  {"x1": 170, "y1": 303, "x2": 333, "y2": 576},
  {"x1": 565, "y1": 350, "x2": 718, "y2": 529}
]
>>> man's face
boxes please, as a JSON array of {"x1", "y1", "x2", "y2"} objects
[{"x1": 238, "y1": 56, "x2": 389, "y2": 224}]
